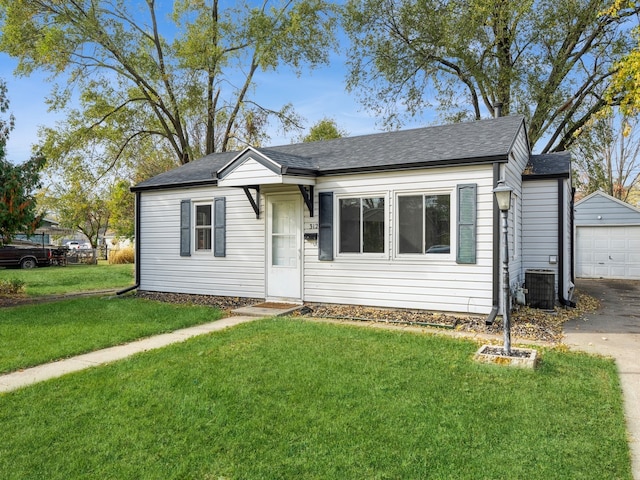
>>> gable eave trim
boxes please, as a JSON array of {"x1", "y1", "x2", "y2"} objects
[{"x1": 216, "y1": 147, "x2": 283, "y2": 179}]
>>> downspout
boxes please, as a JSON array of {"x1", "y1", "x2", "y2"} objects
[
  {"x1": 486, "y1": 162, "x2": 501, "y2": 325},
  {"x1": 117, "y1": 190, "x2": 141, "y2": 295},
  {"x1": 570, "y1": 187, "x2": 576, "y2": 284},
  {"x1": 557, "y1": 179, "x2": 576, "y2": 307}
]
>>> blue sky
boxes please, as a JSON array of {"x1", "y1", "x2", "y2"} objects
[{"x1": 1, "y1": 45, "x2": 432, "y2": 165}]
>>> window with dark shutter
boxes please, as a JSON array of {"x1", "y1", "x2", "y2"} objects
[
  {"x1": 318, "y1": 192, "x2": 333, "y2": 261},
  {"x1": 180, "y1": 199, "x2": 191, "y2": 257},
  {"x1": 457, "y1": 184, "x2": 477, "y2": 264},
  {"x1": 397, "y1": 194, "x2": 450, "y2": 254},
  {"x1": 214, "y1": 197, "x2": 226, "y2": 257}
]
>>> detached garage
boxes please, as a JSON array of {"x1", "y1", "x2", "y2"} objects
[{"x1": 575, "y1": 191, "x2": 640, "y2": 279}]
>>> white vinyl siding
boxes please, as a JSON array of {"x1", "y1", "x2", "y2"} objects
[
  {"x1": 303, "y1": 165, "x2": 495, "y2": 315},
  {"x1": 139, "y1": 186, "x2": 265, "y2": 297},
  {"x1": 522, "y1": 179, "x2": 559, "y2": 290},
  {"x1": 502, "y1": 126, "x2": 529, "y2": 287},
  {"x1": 140, "y1": 162, "x2": 506, "y2": 314}
]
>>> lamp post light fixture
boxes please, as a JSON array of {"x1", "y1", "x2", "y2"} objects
[{"x1": 493, "y1": 180, "x2": 513, "y2": 355}]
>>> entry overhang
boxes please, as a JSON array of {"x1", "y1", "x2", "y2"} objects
[
  {"x1": 215, "y1": 147, "x2": 317, "y2": 218},
  {"x1": 216, "y1": 147, "x2": 316, "y2": 187}
]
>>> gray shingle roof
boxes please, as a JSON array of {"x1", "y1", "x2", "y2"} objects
[
  {"x1": 133, "y1": 115, "x2": 526, "y2": 191},
  {"x1": 524, "y1": 152, "x2": 571, "y2": 178}
]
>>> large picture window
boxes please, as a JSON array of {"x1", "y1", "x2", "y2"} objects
[
  {"x1": 195, "y1": 204, "x2": 212, "y2": 251},
  {"x1": 398, "y1": 194, "x2": 451, "y2": 254},
  {"x1": 339, "y1": 197, "x2": 385, "y2": 253}
]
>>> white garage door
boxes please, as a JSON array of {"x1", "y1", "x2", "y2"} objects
[{"x1": 576, "y1": 226, "x2": 640, "y2": 279}]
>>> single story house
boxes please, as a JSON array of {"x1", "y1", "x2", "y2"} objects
[
  {"x1": 575, "y1": 190, "x2": 640, "y2": 279},
  {"x1": 131, "y1": 115, "x2": 574, "y2": 320},
  {"x1": 13, "y1": 218, "x2": 66, "y2": 245}
]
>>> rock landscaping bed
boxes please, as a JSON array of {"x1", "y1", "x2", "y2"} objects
[
  {"x1": 296, "y1": 291, "x2": 599, "y2": 343},
  {"x1": 0, "y1": 289, "x2": 600, "y2": 344},
  {"x1": 135, "y1": 291, "x2": 262, "y2": 312},
  {"x1": 138, "y1": 289, "x2": 600, "y2": 343}
]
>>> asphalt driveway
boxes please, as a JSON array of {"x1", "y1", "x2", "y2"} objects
[{"x1": 564, "y1": 278, "x2": 640, "y2": 479}]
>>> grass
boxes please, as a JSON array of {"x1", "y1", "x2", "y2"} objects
[
  {"x1": 0, "y1": 263, "x2": 134, "y2": 296},
  {"x1": 0, "y1": 296, "x2": 223, "y2": 374},
  {"x1": 0, "y1": 319, "x2": 631, "y2": 479}
]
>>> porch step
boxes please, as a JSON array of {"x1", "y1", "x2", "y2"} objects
[{"x1": 231, "y1": 302, "x2": 304, "y2": 317}]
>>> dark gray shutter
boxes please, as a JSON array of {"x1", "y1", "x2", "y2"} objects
[
  {"x1": 457, "y1": 184, "x2": 477, "y2": 264},
  {"x1": 180, "y1": 199, "x2": 191, "y2": 257},
  {"x1": 318, "y1": 192, "x2": 333, "y2": 261},
  {"x1": 214, "y1": 197, "x2": 226, "y2": 257}
]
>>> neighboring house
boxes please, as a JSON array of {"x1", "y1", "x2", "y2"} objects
[
  {"x1": 13, "y1": 218, "x2": 64, "y2": 245},
  {"x1": 575, "y1": 191, "x2": 640, "y2": 280},
  {"x1": 131, "y1": 115, "x2": 574, "y2": 319}
]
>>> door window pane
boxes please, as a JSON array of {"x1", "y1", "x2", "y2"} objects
[{"x1": 271, "y1": 200, "x2": 297, "y2": 267}]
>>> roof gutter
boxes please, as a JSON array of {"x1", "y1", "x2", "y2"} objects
[
  {"x1": 557, "y1": 179, "x2": 575, "y2": 308},
  {"x1": 131, "y1": 179, "x2": 218, "y2": 193},
  {"x1": 486, "y1": 162, "x2": 501, "y2": 325},
  {"x1": 117, "y1": 190, "x2": 141, "y2": 295}
]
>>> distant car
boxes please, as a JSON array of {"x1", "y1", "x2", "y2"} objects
[
  {"x1": 426, "y1": 244, "x2": 450, "y2": 254},
  {"x1": 65, "y1": 241, "x2": 81, "y2": 249},
  {"x1": 80, "y1": 243, "x2": 92, "y2": 249}
]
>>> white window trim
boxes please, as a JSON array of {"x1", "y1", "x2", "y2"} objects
[
  {"x1": 193, "y1": 201, "x2": 213, "y2": 253},
  {"x1": 335, "y1": 192, "x2": 389, "y2": 258},
  {"x1": 393, "y1": 189, "x2": 455, "y2": 261}
]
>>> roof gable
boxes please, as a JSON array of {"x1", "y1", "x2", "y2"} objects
[
  {"x1": 576, "y1": 190, "x2": 640, "y2": 214},
  {"x1": 216, "y1": 147, "x2": 317, "y2": 187},
  {"x1": 575, "y1": 191, "x2": 640, "y2": 225}
]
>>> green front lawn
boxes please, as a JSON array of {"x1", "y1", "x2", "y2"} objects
[
  {"x1": 0, "y1": 263, "x2": 134, "y2": 296},
  {"x1": 0, "y1": 319, "x2": 631, "y2": 479},
  {"x1": 0, "y1": 296, "x2": 223, "y2": 374}
]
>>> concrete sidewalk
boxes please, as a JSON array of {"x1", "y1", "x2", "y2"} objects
[
  {"x1": 0, "y1": 315, "x2": 257, "y2": 393},
  {"x1": 564, "y1": 279, "x2": 640, "y2": 480}
]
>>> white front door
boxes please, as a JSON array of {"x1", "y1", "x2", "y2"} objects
[{"x1": 267, "y1": 195, "x2": 302, "y2": 300}]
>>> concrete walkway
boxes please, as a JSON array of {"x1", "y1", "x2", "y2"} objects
[
  {"x1": 0, "y1": 315, "x2": 257, "y2": 393},
  {"x1": 0, "y1": 309, "x2": 547, "y2": 394},
  {"x1": 564, "y1": 279, "x2": 640, "y2": 480}
]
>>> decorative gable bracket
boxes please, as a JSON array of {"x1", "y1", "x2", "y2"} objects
[
  {"x1": 298, "y1": 185, "x2": 314, "y2": 217},
  {"x1": 242, "y1": 186, "x2": 260, "y2": 219}
]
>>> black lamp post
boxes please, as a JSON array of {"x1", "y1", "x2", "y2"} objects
[{"x1": 493, "y1": 180, "x2": 513, "y2": 355}]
